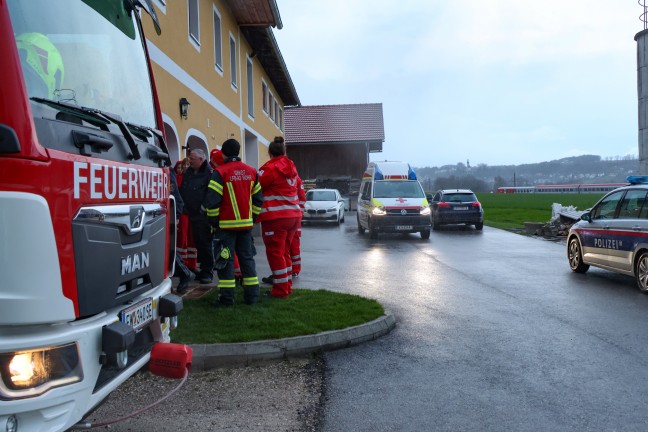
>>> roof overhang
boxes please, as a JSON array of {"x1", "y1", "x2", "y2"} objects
[
  {"x1": 288, "y1": 140, "x2": 383, "y2": 152},
  {"x1": 240, "y1": 26, "x2": 300, "y2": 107},
  {"x1": 224, "y1": 0, "x2": 283, "y2": 29},
  {"x1": 224, "y1": 0, "x2": 299, "y2": 106}
]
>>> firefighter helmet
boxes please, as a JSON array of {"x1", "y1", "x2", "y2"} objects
[{"x1": 16, "y1": 32, "x2": 64, "y2": 98}]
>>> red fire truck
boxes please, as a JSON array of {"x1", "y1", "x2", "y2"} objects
[{"x1": 0, "y1": 1, "x2": 185, "y2": 430}]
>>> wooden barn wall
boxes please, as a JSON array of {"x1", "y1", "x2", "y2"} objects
[{"x1": 287, "y1": 144, "x2": 368, "y2": 180}]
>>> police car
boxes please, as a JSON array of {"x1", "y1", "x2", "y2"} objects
[{"x1": 567, "y1": 176, "x2": 648, "y2": 292}]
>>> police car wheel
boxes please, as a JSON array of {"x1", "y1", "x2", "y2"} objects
[
  {"x1": 567, "y1": 237, "x2": 589, "y2": 273},
  {"x1": 635, "y1": 251, "x2": 648, "y2": 293}
]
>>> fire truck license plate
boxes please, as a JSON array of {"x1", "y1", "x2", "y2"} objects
[
  {"x1": 396, "y1": 225, "x2": 413, "y2": 230},
  {"x1": 120, "y1": 298, "x2": 154, "y2": 331}
]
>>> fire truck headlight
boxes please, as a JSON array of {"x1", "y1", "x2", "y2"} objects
[
  {"x1": 372, "y1": 206, "x2": 386, "y2": 216},
  {"x1": 0, "y1": 343, "x2": 83, "y2": 398},
  {"x1": 420, "y1": 206, "x2": 431, "y2": 216}
]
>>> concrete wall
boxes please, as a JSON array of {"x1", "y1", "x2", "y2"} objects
[{"x1": 636, "y1": 29, "x2": 648, "y2": 174}]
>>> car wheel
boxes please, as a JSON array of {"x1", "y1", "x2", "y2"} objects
[
  {"x1": 420, "y1": 229, "x2": 430, "y2": 239},
  {"x1": 432, "y1": 216, "x2": 440, "y2": 230},
  {"x1": 369, "y1": 219, "x2": 378, "y2": 239},
  {"x1": 567, "y1": 237, "x2": 589, "y2": 273},
  {"x1": 357, "y1": 213, "x2": 365, "y2": 234},
  {"x1": 475, "y1": 222, "x2": 483, "y2": 230},
  {"x1": 635, "y1": 251, "x2": 648, "y2": 293}
]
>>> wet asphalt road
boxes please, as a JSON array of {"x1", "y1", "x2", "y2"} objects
[{"x1": 93, "y1": 213, "x2": 648, "y2": 431}]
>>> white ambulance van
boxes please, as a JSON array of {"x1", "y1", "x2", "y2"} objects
[{"x1": 357, "y1": 161, "x2": 432, "y2": 239}]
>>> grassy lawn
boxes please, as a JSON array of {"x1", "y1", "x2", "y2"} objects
[
  {"x1": 171, "y1": 285, "x2": 384, "y2": 344},
  {"x1": 477, "y1": 193, "x2": 604, "y2": 230}
]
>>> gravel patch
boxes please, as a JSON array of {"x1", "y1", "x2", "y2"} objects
[{"x1": 78, "y1": 357, "x2": 324, "y2": 431}]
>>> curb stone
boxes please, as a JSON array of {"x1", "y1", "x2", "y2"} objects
[{"x1": 189, "y1": 311, "x2": 396, "y2": 371}]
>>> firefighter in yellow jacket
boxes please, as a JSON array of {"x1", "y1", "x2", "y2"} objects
[{"x1": 202, "y1": 139, "x2": 263, "y2": 306}]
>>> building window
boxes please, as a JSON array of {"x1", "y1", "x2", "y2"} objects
[
  {"x1": 278, "y1": 108, "x2": 283, "y2": 131},
  {"x1": 153, "y1": 0, "x2": 166, "y2": 15},
  {"x1": 229, "y1": 35, "x2": 237, "y2": 89},
  {"x1": 213, "y1": 8, "x2": 222, "y2": 72},
  {"x1": 246, "y1": 58, "x2": 253, "y2": 117},
  {"x1": 274, "y1": 101, "x2": 279, "y2": 126},
  {"x1": 262, "y1": 81, "x2": 268, "y2": 114},
  {"x1": 268, "y1": 93, "x2": 275, "y2": 121},
  {"x1": 188, "y1": 0, "x2": 200, "y2": 48}
]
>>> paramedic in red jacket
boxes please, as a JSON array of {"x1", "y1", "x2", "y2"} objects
[
  {"x1": 291, "y1": 176, "x2": 306, "y2": 277},
  {"x1": 203, "y1": 139, "x2": 263, "y2": 305},
  {"x1": 257, "y1": 136, "x2": 302, "y2": 298}
]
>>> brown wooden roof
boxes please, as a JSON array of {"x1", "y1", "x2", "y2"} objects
[
  {"x1": 224, "y1": 0, "x2": 282, "y2": 28},
  {"x1": 285, "y1": 104, "x2": 385, "y2": 151},
  {"x1": 224, "y1": 0, "x2": 300, "y2": 106}
]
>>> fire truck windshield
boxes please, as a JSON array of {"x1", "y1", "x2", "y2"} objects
[{"x1": 8, "y1": 0, "x2": 156, "y2": 129}]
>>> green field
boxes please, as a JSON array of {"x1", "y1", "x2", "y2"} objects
[{"x1": 476, "y1": 193, "x2": 604, "y2": 230}]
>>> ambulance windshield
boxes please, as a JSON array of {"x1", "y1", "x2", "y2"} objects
[
  {"x1": 374, "y1": 181, "x2": 425, "y2": 199},
  {"x1": 8, "y1": 0, "x2": 156, "y2": 129}
]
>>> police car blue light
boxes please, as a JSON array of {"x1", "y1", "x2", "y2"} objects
[{"x1": 626, "y1": 175, "x2": 648, "y2": 184}]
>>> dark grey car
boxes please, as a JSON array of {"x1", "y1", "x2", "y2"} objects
[{"x1": 430, "y1": 189, "x2": 484, "y2": 230}]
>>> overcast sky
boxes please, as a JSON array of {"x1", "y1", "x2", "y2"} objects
[{"x1": 274, "y1": 1, "x2": 642, "y2": 168}]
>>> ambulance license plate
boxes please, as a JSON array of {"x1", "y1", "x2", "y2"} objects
[
  {"x1": 395, "y1": 225, "x2": 412, "y2": 230},
  {"x1": 120, "y1": 298, "x2": 154, "y2": 331}
]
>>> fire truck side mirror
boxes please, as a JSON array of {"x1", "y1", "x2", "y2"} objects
[{"x1": 0, "y1": 124, "x2": 20, "y2": 154}]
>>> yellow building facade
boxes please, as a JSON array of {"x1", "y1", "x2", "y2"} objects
[{"x1": 142, "y1": 0, "x2": 299, "y2": 168}]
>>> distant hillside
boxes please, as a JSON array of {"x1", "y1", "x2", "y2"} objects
[{"x1": 415, "y1": 155, "x2": 639, "y2": 192}]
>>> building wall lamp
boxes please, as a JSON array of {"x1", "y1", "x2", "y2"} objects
[{"x1": 179, "y1": 98, "x2": 190, "y2": 119}]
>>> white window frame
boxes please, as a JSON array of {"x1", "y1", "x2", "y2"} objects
[
  {"x1": 188, "y1": 0, "x2": 200, "y2": 51},
  {"x1": 262, "y1": 80, "x2": 268, "y2": 114},
  {"x1": 268, "y1": 92, "x2": 275, "y2": 121},
  {"x1": 246, "y1": 56, "x2": 254, "y2": 118},
  {"x1": 153, "y1": 0, "x2": 166, "y2": 15},
  {"x1": 213, "y1": 6, "x2": 223, "y2": 74},
  {"x1": 229, "y1": 34, "x2": 237, "y2": 90}
]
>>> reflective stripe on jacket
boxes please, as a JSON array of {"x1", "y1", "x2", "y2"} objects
[
  {"x1": 203, "y1": 159, "x2": 263, "y2": 230},
  {"x1": 258, "y1": 155, "x2": 303, "y2": 222}
]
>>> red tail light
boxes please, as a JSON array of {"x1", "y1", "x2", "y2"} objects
[
  {"x1": 471, "y1": 202, "x2": 481, "y2": 208},
  {"x1": 438, "y1": 202, "x2": 451, "y2": 208}
]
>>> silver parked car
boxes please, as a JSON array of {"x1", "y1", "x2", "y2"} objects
[
  {"x1": 303, "y1": 188, "x2": 345, "y2": 225},
  {"x1": 567, "y1": 176, "x2": 648, "y2": 292}
]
